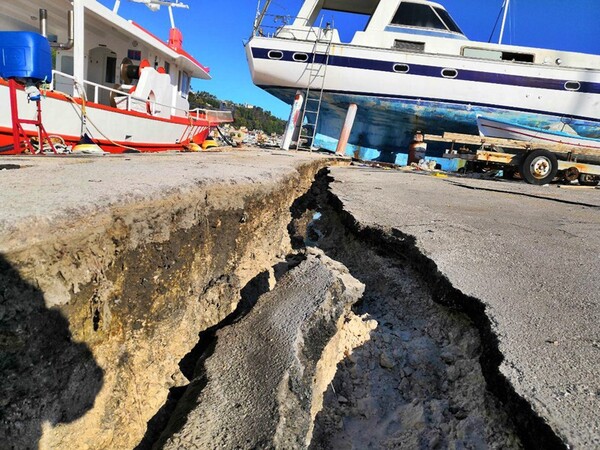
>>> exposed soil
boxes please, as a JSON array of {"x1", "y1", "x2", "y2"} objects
[{"x1": 290, "y1": 172, "x2": 523, "y2": 449}]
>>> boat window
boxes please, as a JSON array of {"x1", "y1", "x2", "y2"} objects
[
  {"x1": 179, "y1": 71, "x2": 190, "y2": 98},
  {"x1": 393, "y1": 64, "x2": 410, "y2": 73},
  {"x1": 393, "y1": 40, "x2": 425, "y2": 52},
  {"x1": 268, "y1": 50, "x2": 284, "y2": 60},
  {"x1": 314, "y1": 9, "x2": 371, "y2": 43},
  {"x1": 462, "y1": 48, "x2": 534, "y2": 63},
  {"x1": 441, "y1": 68, "x2": 458, "y2": 79},
  {"x1": 501, "y1": 52, "x2": 534, "y2": 63},
  {"x1": 391, "y1": 3, "x2": 447, "y2": 30},
  {"x1": 433, "y1": 8, "x2": 463, "y2": 34},
  {"x1": 164, "y1": 61, "x2": 170, "y2": 74},
  {"x1": 565, "y1": 81, "x2": 581, "y2": 91},
  {"x1": 293, "y1": 53, "x2": 309, "y2": 62},
  {"x1": 463, "y1": 48, "x2": 502, "y2": 60}
]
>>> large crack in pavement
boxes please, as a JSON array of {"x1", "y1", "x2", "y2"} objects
[
  {"x1": 152, "y1": 248, "x2": 373, "y2": 449},
  {"x1": 288, "y1": 171, "x2": 525, "y2": 449},
  {"x1": 137, "y1": 167, "x2": 567, "y2": 449},
  {"x1": 315, "y1": 169, "x2": 569, "y2": 449}
]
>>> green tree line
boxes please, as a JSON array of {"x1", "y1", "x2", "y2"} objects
[{"x1": 189, "y1": 91, "x2": 286, "y2": 135}]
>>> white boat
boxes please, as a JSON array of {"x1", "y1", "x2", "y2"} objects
[
  {"x1": 477, "y1": 116, "x2": 600, "y2": 165},
  {"x1": 0, "y1": 0, "x2": 233, "y2": 154},
  {"x1": 246, "y1": 0, "x2": 600, "y2": 166}
]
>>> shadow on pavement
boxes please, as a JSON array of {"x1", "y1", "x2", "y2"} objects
[{"x1": 0, "y1": 255, "x2": 103, "y2": 449}]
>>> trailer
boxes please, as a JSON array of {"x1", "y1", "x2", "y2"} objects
[{"x1": 426, "y1": 132, "x2": 600, "y2": 186}]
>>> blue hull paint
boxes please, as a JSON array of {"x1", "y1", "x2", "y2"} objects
[{"x1": 264, "y1": 86, "x2": 600, "y2": 163}]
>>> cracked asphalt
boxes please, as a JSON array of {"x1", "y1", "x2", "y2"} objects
[{"x1": 329, "y1": 167, "x2": 600, "y2": 449}]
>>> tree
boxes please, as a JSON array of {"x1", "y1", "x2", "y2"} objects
[{"x1": 189, "y1": 91, "x2": 286, "y2": 135}]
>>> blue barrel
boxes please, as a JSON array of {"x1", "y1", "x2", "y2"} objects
[{"x1": 0, "y1": 32, "x2": 52, "y2": 82}]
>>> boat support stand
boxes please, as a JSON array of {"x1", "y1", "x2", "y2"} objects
[{"x1": 8, "y1": 79, "x2": 57, "y2": 155}]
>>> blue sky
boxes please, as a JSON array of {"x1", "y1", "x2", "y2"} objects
[{"x1": 100, "y1": 0, "x2": 600, "y2": 119}]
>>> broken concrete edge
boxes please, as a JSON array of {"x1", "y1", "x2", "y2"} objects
[
  {"x1": 0, "y1": 158, "x2": 343, "y2": 309},
  {"x1": 155, "y1": 249, "x2": 373, "y2": 449},
  {"x1": 324, "y1": 173, "x2": 568, "y2": 450},
  {"x1": 0, "y1": 157, "x2": 346, "y2": 450},
  {"x1": 274, "y1": 248, "x2": 370, "y2": 449}
]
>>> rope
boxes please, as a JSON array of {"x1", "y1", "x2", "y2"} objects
[
  {"x1": 488, "y1": 1, "x2": 505, "y2": 43},
  {"x1": 65, "y1": 83, "x2": 142, "y2": 152},
  {"x1": 216, "y1": 126, "x2": 235, "y2": 147}
]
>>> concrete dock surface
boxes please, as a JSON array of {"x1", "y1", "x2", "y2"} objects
[
  {"x1": 0, "y1": 149, "x2": 335, "y2": 253},
  {"x1": 329, "y1": 166, "x2": 600, "y2": 448},
  {"x1": 0, "y1": 149, "x2": 598, "y2": 448}
]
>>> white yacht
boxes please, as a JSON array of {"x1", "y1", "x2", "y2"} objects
[{"x1": 246, "y1": 0, "x2": 600, "y2": 165}]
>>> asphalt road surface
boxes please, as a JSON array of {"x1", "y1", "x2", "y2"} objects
[{"x1": 329, "y1": 166, "x2": 600, "y2": 448}]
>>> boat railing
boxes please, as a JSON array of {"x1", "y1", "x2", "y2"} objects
[
  {"x1": 50, "y1": 70, "x2": 232, "y2": 123},
  {"x1": 252, "y1": 11, "x2": 338, "y2": 44},
  {"x1": 189, "y1": 108, "x2": 234, "y2": 123},
  {"x1": 253, "y1": 13, "x2": 313, "y2": 38}
]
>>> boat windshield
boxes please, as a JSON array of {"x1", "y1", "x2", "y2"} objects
[
  {"x1": 434, "y1": 7, "x2": 463, "y2": 34},
  {"x1": 316, "y1": 9, "x2": 371, "y2": 42},
  {"x1": 391, "y1": 2, "x2": 463, "y2": 34}
]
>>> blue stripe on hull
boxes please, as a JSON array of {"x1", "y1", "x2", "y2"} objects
[
  {"x1": 252, "y1": 47, "x2": 600, "y2": 96},
  {"x1": 263, "y1": 86, "x2": 600, "y2": 163}
]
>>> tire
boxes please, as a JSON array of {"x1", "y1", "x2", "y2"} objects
[
  {"x1": 578, "y1": 174, "x2": 600, "y2": 187},
  {"x1": 519, "y1": 149, "x2": 559, "y2": 185}
]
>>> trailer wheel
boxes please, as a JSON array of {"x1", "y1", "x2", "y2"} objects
[
  {"x1": 519, "y1": 149, "x2": 558, "y2": 185},
  {"x1": 578, "y1": 174, "x2": 600, "y2": 187}
]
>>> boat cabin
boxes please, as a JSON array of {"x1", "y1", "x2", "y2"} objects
[
  {"x1": 283, "y1": 0, "x2": 466, "y2": 43},
  {"x1": 270, "y1": 0, "x2": 600, "y2": 70},
  {"x1": 0, "y1": 0, "x2": 210, "y2": 118}
]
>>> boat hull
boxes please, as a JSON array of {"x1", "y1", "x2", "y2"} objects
[
  {"x1": 477, "y1": 116, "x2": 600, "y2": 165},
  {"x1": 0, "y1": 81, "x2": 214, "y2": 154},
  {"x1": 247, "y1": 36, "x2": 600, "y2": 164}
]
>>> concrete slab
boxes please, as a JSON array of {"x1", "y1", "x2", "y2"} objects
[
  {"x1": 158, "y1": 249, "x2": 366, "y2": 449},
  {"x1": 329, "y1": 167, "x2": 600, "y2": 448},
  {"x1": 0, "y1": 148, "x2": 344, "y2": 449},
  {"x1": 0, "y1": 149, "x2": 339, "y2": 252}
]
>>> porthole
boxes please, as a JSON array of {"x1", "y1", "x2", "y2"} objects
[
  {"x1": 293, "y1": 53, "x2": 309, "y2": 62},
  {"x1": 268, "y1": 50, "x2": 284, "y2": 60},
  {"x1": 441, "y1": 68, "x2": 458, "y2": 79},
  {"x1": 393, "y1": 63, "x2": 410, "y2": 73},
  {"x1": 564, "y1": 81, "x2": 581, "y2": 91}
]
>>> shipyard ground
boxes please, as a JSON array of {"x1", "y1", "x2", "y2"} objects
[{"x1": 0, "y1": 149, "x2": 597, "y2": 449}]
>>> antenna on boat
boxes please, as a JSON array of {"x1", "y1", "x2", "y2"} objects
[
  {"x1": 254, "y1": 0, "x2": 273, "y2": 34},
  {"x1": 113, "y1": 0, "x2": 189, "y2": 16},
  {"x1": 498, "y1": 0, "x2": 510, "y2": 44}
]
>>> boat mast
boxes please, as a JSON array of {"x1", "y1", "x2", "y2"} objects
[{"x1": 498, "y1": 0, "x2": 510, "y2": 44}]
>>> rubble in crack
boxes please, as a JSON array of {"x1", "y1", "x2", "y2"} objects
[{"x1": 156, "y1": 249, "x2": 374, "y2": 449}]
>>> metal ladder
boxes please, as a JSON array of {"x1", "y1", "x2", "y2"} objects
[{"x1": 295, "y1": 23, "x2": 334, "y2": 150}]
